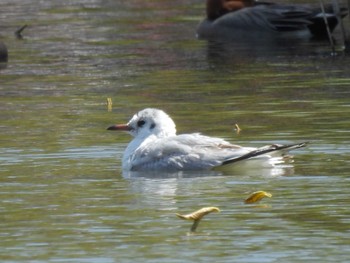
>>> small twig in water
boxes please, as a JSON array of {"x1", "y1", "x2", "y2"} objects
[
  {"x1": 332, "y1": 0, "x2": 347, "y2": 50},
  {"x1": 319, "y1": 0, "x2": 335, "y2": 53},
  {"x1": 15, "y1": 24, "x2": 28, "y2": 39}
]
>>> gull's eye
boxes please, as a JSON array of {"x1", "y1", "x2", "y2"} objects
[{"x1": 137, "y1": 120, "x2": 146, "y2": 127}]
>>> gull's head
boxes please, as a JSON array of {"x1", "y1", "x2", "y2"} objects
[{"x1": 107, "y1": 108, "x2": 177, "y2": 139}]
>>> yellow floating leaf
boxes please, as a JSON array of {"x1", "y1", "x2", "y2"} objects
[
  {"x1": 234, "y1": 123, "x2": 242, "y2": 134},
  {"x1": 106, "y1": 98, "x2": 113, "y2": 112},
  {"x1": 176, "y1": 207, "x2": 220, "y2": 232},
  {"x1": 176, "y1": 207, "x2": 220, "y2": 221},
  {"x1": 245, "y1": 191, "x2": 272, "y2": 204}
]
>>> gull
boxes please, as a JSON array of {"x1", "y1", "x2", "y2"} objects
[{"x1": 107, "y1": 108, "x2": 307, "y2": 171}]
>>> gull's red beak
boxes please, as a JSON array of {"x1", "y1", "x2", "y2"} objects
[{"x1": 107, "y1": 124, "x2": 131, "y2": 131}]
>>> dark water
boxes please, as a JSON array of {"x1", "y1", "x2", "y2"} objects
[{"x1": 1, "y1": 0, "x2": 350, "y2": 262}]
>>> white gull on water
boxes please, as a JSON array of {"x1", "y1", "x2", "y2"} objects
[{"x1": 107, "y1": 108, "x2": 307, "y2": 171}]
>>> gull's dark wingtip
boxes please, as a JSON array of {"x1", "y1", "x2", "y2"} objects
[{"x1": 222, "y1": 141, "x2": 309, "y2": 166}]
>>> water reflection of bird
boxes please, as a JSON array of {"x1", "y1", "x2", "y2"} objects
[
  {"x1": 0, "y1": 41, "x2": 8, "y2": 63},
  {"x1": 196, "y1": 0, "x2": 348, "y2": 40},
  {"x1": 107, "y1": 108, "x2": 307, "y2": 171}
]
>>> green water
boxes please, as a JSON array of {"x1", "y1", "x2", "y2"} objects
[{"x1": 1, "y1": 0, "x2": 350, "y2": 262}]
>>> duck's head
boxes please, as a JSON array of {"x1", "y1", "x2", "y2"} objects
[{"x1": 206, "y1": 0, "x2": 253, "y2": 20}]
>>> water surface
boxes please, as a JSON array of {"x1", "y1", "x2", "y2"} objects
[{"x1": 1, "y1": 0, "x2": 350, "y2": 262}]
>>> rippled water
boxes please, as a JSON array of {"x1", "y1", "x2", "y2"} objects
[{"x1": 1, "y1": 0, "x2": 350, "y2": 262}]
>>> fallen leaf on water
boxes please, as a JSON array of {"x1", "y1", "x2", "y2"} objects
[
  {"x1": 176, "y1": 207, "x2": 220, "y2": 232},
  {"x1": 234, "y1": 123, "x2": 241, "y2": 134},
  {"x1": 244, "y1": 191, "x2": 272, "y2": 204},
  {"x1": 106, "y1": 98, "x2": 113, "y2": 112}
]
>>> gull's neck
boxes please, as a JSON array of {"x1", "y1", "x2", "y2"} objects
[{"x1": 122, "y1": 133, "x2": 164, "y2": 170}]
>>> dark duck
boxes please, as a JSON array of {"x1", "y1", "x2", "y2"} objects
[{"x1": 197, "y1": 0, "x2": 348, "y2": 40}]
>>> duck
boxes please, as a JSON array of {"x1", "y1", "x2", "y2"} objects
[
  {"x1": 196, "y1": 0, "x2": 348, "y2": 40},
  {"x1": 107, "y1": 108, "x2": 307, "y2": 171}
]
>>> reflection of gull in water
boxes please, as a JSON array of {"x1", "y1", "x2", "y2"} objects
[
  {"x1": 122, "y1": 162, "x2": 295, "y2": 211},
  {"x1": 124, "y1": 176, "x2": 179, "y2": 211},
  {"x1": 122, "y1": 164, "x2": 295, "y2": 179},
  {"x1": 108, "y1": 108, "x2": 307, "y2": 172},
  {"x1": 122, "y1": 166, "x2": 294, "y2": 211}
]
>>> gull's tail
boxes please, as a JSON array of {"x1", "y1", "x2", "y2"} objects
[{"x1": 221, "y1": 142, "x2": 308, "y2": 166}]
